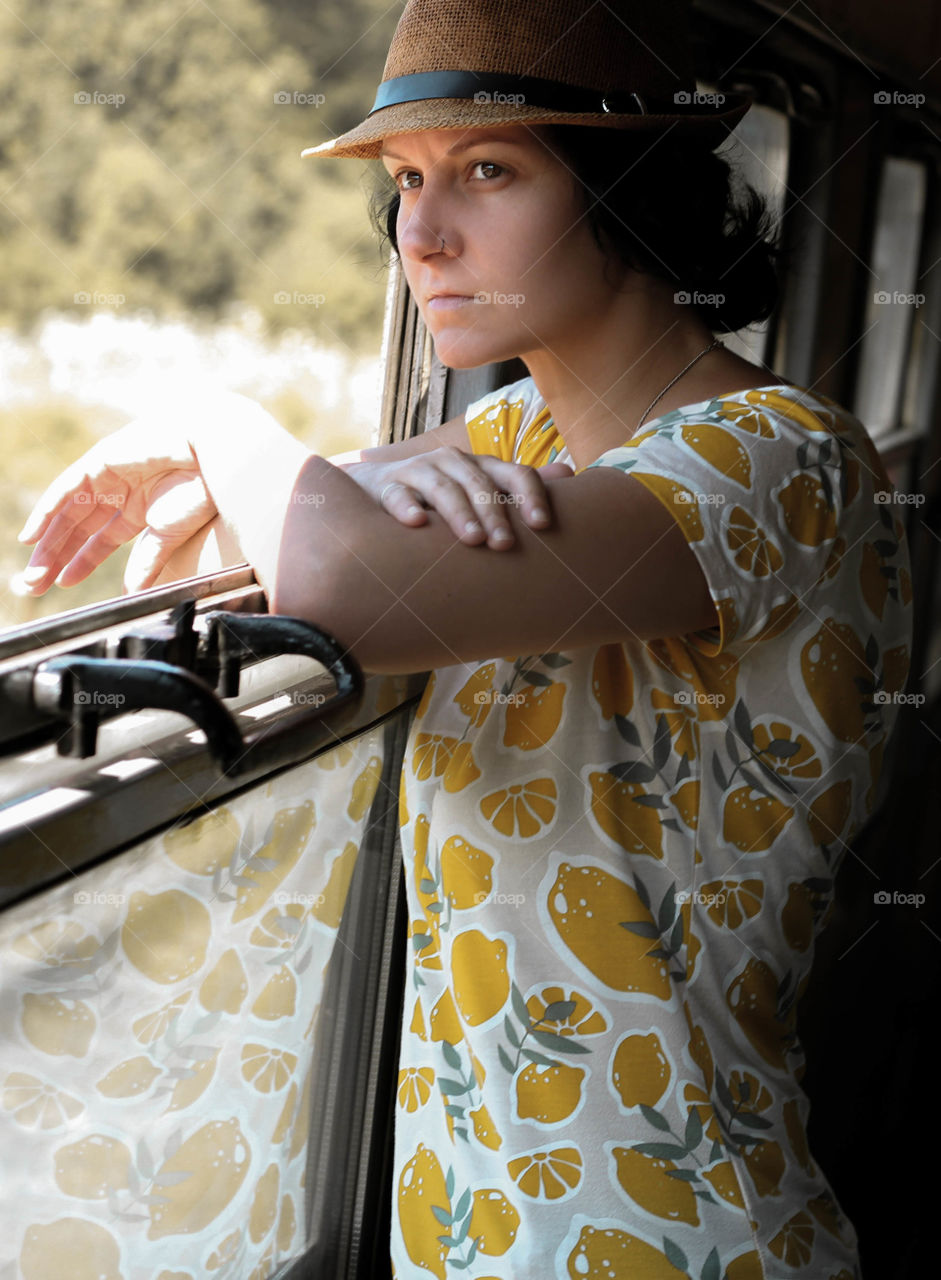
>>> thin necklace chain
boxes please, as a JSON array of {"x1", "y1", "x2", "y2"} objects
[{"x1": 636, "y1": 337, "x2": 723, "y2": 431}]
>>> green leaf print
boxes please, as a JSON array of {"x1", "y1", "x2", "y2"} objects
[
  {"x1": 685, "y1": 1106, "x2": 703, "y2": 1150},
  {"x1": 438, "y1": 1077, "x2": 471, "y2": 1097},
  {"x1": 733, "y1": 698, "x2": 754, "y2": 751},
  {"x1": 653, "y1": 714, "x2": 672, "y2": 770},
  {"x1": 442, "y1": 1041, "x2": 462, "y2": 1071},
  {"x1": 445, "y1": 1166, "x2": 456, "y2": 1199},
  {"x1": 518, "y1": 667, "x2": 553, "y2": 688},
  {"x1": 658, "y1": 885, "x2": 677, "y2": 934},
  {"x1": 503, "y1": 1014, "x2": 521, "y2": 1048},
  {"x1": 635, "y1": 1142, "x2": 693, "y2": 1160},
  {"x1": 662, "y1": 1237, "x2": 688, "y2": 1272},
  {"x1": 632, "y1": 872, "x2": 653, "y2": 913},
  {"x1": 510, "y1": 982, "x2": 530, "y2": 1024},
  {"x1": 432, "y1": 1205, "x2": 453, "y2": 1227},
  {"x1": 499, "y1": 987, "x2": 595, "y2": 1072},
  {"x1": 615, "y1": 712, "x2": 642, "y2": 747},
  {"x1": 620, "y1": 920, "x2": 661, "y2": 939},
  {"x1": 609, "y1": 759, "x2": 657, "y2": 784},
  {"x1": 521, "y1": 1048, "x2": 556, "y2": 1068},
  {"x1": 640, "y1": 1104, "x2": 671, "y2": 1131},
  {"x1": 701, "y1": 1245, "x2": 721, "y2": 1280},
  {"x1": 540, "y1": 652, "x2": 573, "y2": 669},
  {"x1": 542, "y1": 1000, "x2": 578, "y2": 1022},
  {"x1": 530, "y1": 1028, "x2": 591, "y2": 1054}
]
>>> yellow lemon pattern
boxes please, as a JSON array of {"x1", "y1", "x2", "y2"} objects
[
  {"x1": 389, "y1": 378, "x2": 906, "y2": 1277},
  {"x1": 2, "y1": 725, "x2": 388, "y2": 1276}
]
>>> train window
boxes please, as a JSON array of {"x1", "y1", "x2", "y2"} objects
[
  {"x1": 853, "y1": 155, "x2": 929, "y2": 438},
  {"x1": 713, "y1": 99, "x2": 790, "y2": 367}
]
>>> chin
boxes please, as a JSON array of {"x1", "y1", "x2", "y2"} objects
[{"x1": 431, "y1": 333, "x2": 521, "y2": 371}]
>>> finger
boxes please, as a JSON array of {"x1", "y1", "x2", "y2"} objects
[
  {"x1": 52, "y1": 504, "x2": 147, "y2": 590},
  {"x1": 14, "y1": 497, "x2": 122, "y2": 594},
  {"x1": 17, "y1": 456, "x2": 113, "y2": 545},
  {"x1": 123, "y1": 527, "x2": 194, "y2": 593},
  {"x1": 475, "y1": 458, "x2": 572, "y2": 532},
  {"x1": 378, "y1": 481, "x2": 431, "y2": 525}
]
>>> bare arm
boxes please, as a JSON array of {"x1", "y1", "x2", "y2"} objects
[{"x1": 151, "y1": 413, "x2": 473, "y2": 586}]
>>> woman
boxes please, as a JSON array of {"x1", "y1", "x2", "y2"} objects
[{"x1": 16, "y1": 1, "x2": 912, "y2": 1276}]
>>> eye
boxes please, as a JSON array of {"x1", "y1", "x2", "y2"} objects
[
  {"x1": 470, "y1": 160, "x2": 506, "y2": 181},
  {"x1": 393, "y1": 169, "x2": 421, "y2": 191}
]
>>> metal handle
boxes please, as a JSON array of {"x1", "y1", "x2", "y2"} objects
[{"x1": 3, "y1": 614, "x2": 364, "y2": 778}]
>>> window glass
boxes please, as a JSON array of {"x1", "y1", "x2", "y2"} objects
[
  {"x1": 853, "y1": 156, "x2": 928, "y2": 438},
  {"x1": 712, "y1": 98, "x2": 790, "y2": 368},
  {"x1": 1, "y1": 2, "x2": 399, "y2": 630},
  {"x1": 0, "y1": 718, "x2": 399, "y2": 1276}
]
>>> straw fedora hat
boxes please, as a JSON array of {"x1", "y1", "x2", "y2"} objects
[{"x1": 301, "y1": 0, "x2": 751, "y2": 161}]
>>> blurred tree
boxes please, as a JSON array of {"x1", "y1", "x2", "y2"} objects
[{"x1": 0, "y1": 0, "x2": 401, "y2": 350}]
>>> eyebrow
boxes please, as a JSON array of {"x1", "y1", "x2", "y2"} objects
[{"x1": 380, "y1": 134, "x2": 530, "y2": 162}]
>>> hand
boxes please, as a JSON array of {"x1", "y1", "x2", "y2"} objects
[
  {"x1": 348, "y1": 448, "x2": 576, "y2": 548},
  {"x1": 14, "y1": 417, "x2": 217, "y2": 596}
]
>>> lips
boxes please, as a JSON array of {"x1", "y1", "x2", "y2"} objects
[{"x1": 427, "y1": 294, "x2": 476, "y2": 310}]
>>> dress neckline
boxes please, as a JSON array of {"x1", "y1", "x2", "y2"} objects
[{"x1": 536, "y1": 382, "x2": 825, "y2": 469}]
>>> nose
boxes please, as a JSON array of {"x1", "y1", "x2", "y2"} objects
[{"x1": 396, "y1": 178, "x2": 458, "y2": 263}]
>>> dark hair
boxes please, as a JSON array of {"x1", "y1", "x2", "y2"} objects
[{"x1": 368, "y1": 124, "x2": 784, "y2": 334}]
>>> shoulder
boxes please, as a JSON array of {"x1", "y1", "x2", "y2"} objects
[{"x1": 464, "y1": 375, "x2": 544, "y2": 461}]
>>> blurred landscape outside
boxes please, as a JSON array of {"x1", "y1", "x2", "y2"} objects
[{"x1": 0, "y1": 0, "x2": 403, "y2": 630}]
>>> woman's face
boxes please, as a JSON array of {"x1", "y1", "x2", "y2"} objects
[{"x1": 380, "y1": 124, "x2": 624, "y2": 369}]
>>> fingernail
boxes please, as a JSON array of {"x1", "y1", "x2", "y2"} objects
[
  {"x1": 20, "y1": 565, "x2": 48, "y2": 583},
  {"x1": 464, "y1": 520, "x2": 483, "y2": 534},
  {"x1": 530, "y1": 507, "x2": 549, "y2": 522},
  {"x1": 406, "y1": 506, "x2": 423, "y2": 518},
  {"x1": 10, "y1": 572, "x2": 40, "y2": 596},
  {"x1": 492, "y1": 527, "x2": 512, "y2": 542}
]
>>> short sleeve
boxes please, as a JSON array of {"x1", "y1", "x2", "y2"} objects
[
  {"x1": 584, "y1": 390, "x2": 856, "y2": 656},
  {"x1": 464, "y1": 375, "x2": 541, "y2": 461}
]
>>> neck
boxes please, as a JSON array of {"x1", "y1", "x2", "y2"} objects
[{"x1": 519, "y1": 276, "x2": 731, "y2": 471}]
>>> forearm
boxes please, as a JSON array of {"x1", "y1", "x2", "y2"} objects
[{"x1": 187, "y1": 394, "x2": 365, "y2": 606}]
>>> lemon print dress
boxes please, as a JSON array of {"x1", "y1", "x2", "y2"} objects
[{"x1": 391, "y1": 375, "x2": 913, "y2": 1280}]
